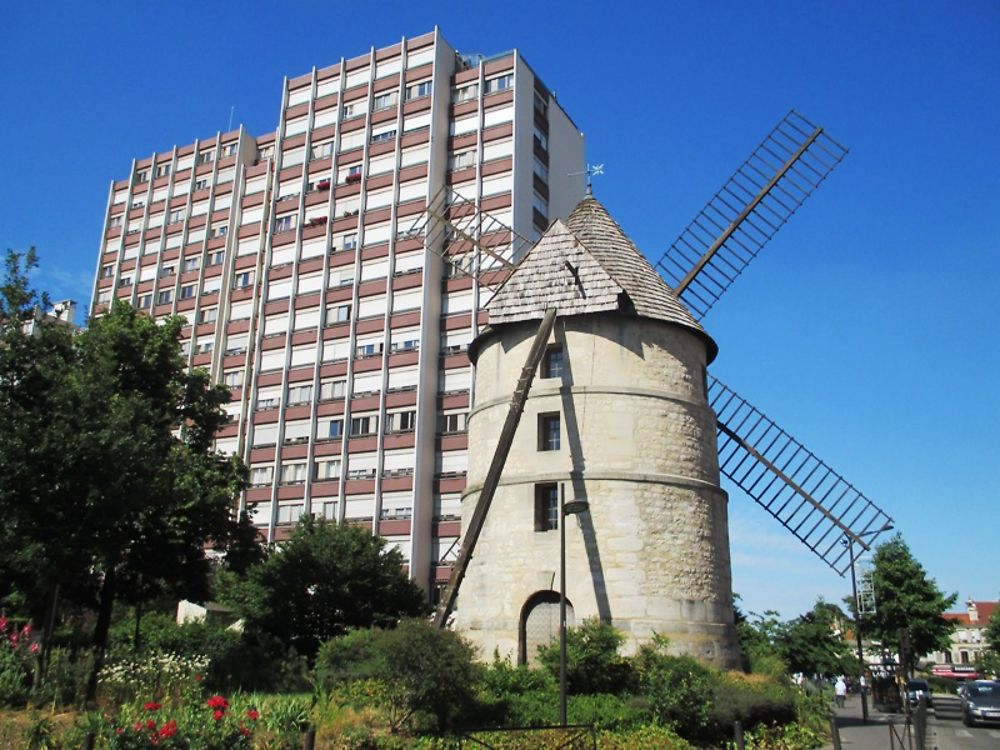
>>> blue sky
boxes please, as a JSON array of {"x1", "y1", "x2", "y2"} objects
[{"x1": 3, "y1": 1, "x2": 998, "y2": 620}]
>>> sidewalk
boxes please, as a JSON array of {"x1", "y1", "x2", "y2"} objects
[{"x1": 823, "y1": 695, "x2": 910, "y2": 750}]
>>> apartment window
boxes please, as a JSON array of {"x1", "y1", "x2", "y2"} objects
[
  {"x1": 214, "y1": 225, "x2": 228, "y2": 238},
  {"x1": 156, "y1": 290, "x2": 173, "y2": 305},
  {"x1": 386, "y1": 410, "x2": 416, "y2": 433},
  {"x1": 328, "y1": 419, "x2": 344, "y2": 439},
  {"x1": 136, "y1": 169, "x2": 150, "y2": 184},
  {"x1": 319, "y1": 379, "x2": 346, "y2": 401},
  {"x1": 538, "y1": 413, "x2": 560, "y2": 451},
  {"x1": 138, "y1": 294, "x2": 152, "y2": 310},
  {"x1": 350, "y1": 415, "x2": 377, "y2": 436},
  {"x1": 371, "y1": 130, "x2": 396, "y2": 144},
  {"x1": 183, "y1": 256, "x2": 200, "y2": 272},
  {"x1": 373, "y1": 92, "x2": 398, "y2": 111},
  {"x1": 180, "y1": 284, "x2": 196, "y2": 300},
  {"x1": 168, "y1": 209, "x2": 185, "y2": 224},
  {"x1": 343, "y1": 102, "x2": 360, "y2": 119},
  {"x1": 533, "y1": 158, "x2": 549, "y2": 183},
  {"x1": 195, "y1": 178, "x2": 209, "y2": 191},
  {"x1": 389, "y1": 338, "x2": 419, "y2": 353},
  {"x1": 197, "y1": 340, "x2": 214, "y2": 354},
  {"x1": 256, "y1": 393, "x2": 278, "y2": 411},
  {"x1": 250, "y1": 466, "x2": 273, "y2": 487},
  {"x1": 452, "y1": 84, "x2": 478, "y2": 104},
  {"x1": 405, "y1": 80, "x2": 432, "y2": 100},
  {"x1": 277, "y1": 503, "x2": 304, "y2": 525},
  {"x1": 316, "y1": 459, "x2": 341, "y2": 481},
  {"x1": 534, "y1": 92, "x2": 548, "y2": 117},
  {"x1": 439, "y1": 412, "x2": 467, "y2": 434},
  {"x1": 109, "y1": 216, "x2": 123, "y2": 228},
  {"x1": 159, "y1": 265, "x2": 176, "y2": 278},
  {"x1": 287, "y1": 384, "x2": 313, "y2": 405},
  {"x1": 334, "y1": 304, "x2": 352, "y2": 322},
  {"x1": 280, "y1": 462, "x2": 308, "y2": 485},
  {"x1": 223, "y1": 370, "x2": 243, "y2": 388},
  {"x1": 258, "y1": 145, "x2": 274, "y2": 160},
  {"x1": 343, "y1": 233, "x2": 358, "y2": 250},
  {"x1": 207, "y1": 250, "x2": 225, "y2": 266},
  {"x1": 118, "y1": 276, "x2": 132, "y2": 288},
  {"x1": 157, "y1": 163, "x2": 171, "y2": 178},
  {"x1": 132, "y1": 198, "x2": 146, "y2": 209},
  {"x1": 274, "y1": 215, "x2": 296, "y2": 233},
  {"x1": 355, "y1": 343, "x2": 380, "y2": 358},
  {"x1": 222, "y1": 142, "x2": 238, "y2": 157},
  {"x1": 485, "y1": 74, "x2": 513, "y2": 94},
  {"x1": 197, "y1": 150, "x2": 215, "y2": 165},
  {"x1": 100, "y1": 265, "x2": 114, "y2": 278},
  {"x1": 312, "y1": 141, "x2": 333, "y2": 160},
  {"x1": 225, "y1": 334, "x2": 248, "y2": 355},
  {"x1": 233, "y1": 271, "x2": 253, "y2": 289},
  {"x1": 535, "y1": 483, "x2": 559, "y2": 532},
  {"x1": 448, "y1": 150, "x2": 476, "y2": 171},
  {"x1": 533, "y1": 192, "x2": 548, "y2": 216},
  {"x1": 542, "y1": 345, "x2": 564, "y2": 379},
  {"x1": 533, "y1": 127, "x2": 548, "y2": 151}
]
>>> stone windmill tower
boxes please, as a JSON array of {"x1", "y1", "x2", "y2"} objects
[
  {"x1": 456, "y1": 198, "x2": 739, "y2": 665},
  {"x1": 431, "y1": 111, "x2": 895, "y2": 669}
]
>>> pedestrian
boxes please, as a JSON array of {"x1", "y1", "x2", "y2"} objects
[{"x1": 835, "y1": 675, "x2": 847, "y2": 708}]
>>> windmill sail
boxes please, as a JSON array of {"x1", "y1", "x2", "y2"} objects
[
  {"x1": 656, "y1": 110, "x2": 848, "y2": 321},
  {"x1": 708, "y1": 375, "x2": 894, "y2": 576}
]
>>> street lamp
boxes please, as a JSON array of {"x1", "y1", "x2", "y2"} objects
[
  {"x1": 844, "y1": 523, "x2": 893, "y2": 724},
  {"x1": 559, "y1": 483, "x2": 589, "y2": 727}
]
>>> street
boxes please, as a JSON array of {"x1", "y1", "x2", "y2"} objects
[{"x1": 927, "y1": 694, "x2": 1000, "y2": 750}]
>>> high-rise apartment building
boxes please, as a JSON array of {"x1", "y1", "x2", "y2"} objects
[{"x1": 90, "y1": 29, "x2": 584, "y2": 595}]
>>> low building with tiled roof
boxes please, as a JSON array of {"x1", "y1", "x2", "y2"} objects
[{"x1": 926, "y1": 599, "x2": 998, "y2": 671}]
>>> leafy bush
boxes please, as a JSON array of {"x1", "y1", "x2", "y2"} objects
[
  {"x1": 536, "y1": 618, "x2": 632, "y2": 695},
  {"x1": 315, "y1": 619, "x2": 477, "y2": 732},
  {"x1": 28, "y1": 646, "x2": 95, "y2": 710},
  {"x1": 710, "y1": 673, "x2": 797, "y2": 735},
  {"x1": 632, "y1": 642, "x2": 717, "y2": 741}
]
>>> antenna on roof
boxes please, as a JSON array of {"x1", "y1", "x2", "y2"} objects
[
  {"x1": 570, "y1": 163, "x2": 605, "y2": 195},
  {"x1": 227, "y1": 106, "x2": 235, "y2": 132}
]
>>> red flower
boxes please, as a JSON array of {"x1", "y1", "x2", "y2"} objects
[
  {"x1": 29, "y1": 643, "x2": 39, "y2": 654},
  {"x1": 144, "y1": 701, "x2": 162, "y2": 711},
  {"x1": 239, "y1": 725, "x2": 251, "y2": 737},
  {"x1": 158, "y1": 721, "x2": 178, "y2": 738},
  {"x1": 206, "y1": 694, "x2": 229, "y2": 710},
  {"x1": 20, "y1": 624, "x2": 31, "y2": 637},
  {"x1": 146, "y1": 719, "x2": 156, "y2": 731},
  {"x1": 213, "y1": 709, "x2": 224, "y2": 721},
  {"x1": 0, "y1": 616, "x2": 8, "y2": 632},
  {"x1": 194, "y1": 673, "x2": 203, "y2": 682},
  {"x1": 246, "y1": 709, "x2": 260, "y2": 721},
  {"x1": 115, "y1": 728, "x2": 125, "y2": 736}
]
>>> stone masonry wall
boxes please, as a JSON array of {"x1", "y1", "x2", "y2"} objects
[{"x1": 453, "y1": 313, "x2": 741, "y2": 667}]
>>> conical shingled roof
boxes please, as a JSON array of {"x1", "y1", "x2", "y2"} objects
[{"x1": 483, "y1": 196, "x2": 717, "y2": 361}]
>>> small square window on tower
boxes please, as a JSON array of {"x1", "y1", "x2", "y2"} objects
[
  {"x1": 535, "y1": 483, "x2": 559, "y2": 532},
  {"x1": 542, "y1": 345, "x2": 564, "y2": 379},
  {"x1": 538, "y1": 413, "x2": 560, "y2": 451}
]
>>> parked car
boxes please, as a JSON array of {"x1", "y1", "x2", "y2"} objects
[
  {"x1": 905, "y1": 679, "x2": 933, "y2": 708},
  {"x1": 961, "y1": 680, "x2": 1000, "y2": 727}
]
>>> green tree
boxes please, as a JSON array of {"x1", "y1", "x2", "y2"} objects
[
  {"x1": 777, "y1": 600, "x2": 856, "y2": 678},
  {"x1": 227, "y1": 516, "x2": 427, "y2": 659},
  {"x1": 859, "y1": 535, "x2": 956, "y2": 676},
  {"x1": 733, "y1": 601, "x2": 787, "y2": 676},
  {"x1": 1, "y1": 253, "x2": 247, "y2": 696},
  {"x1": 977, "y1": 607, "x2": 1000, "y2": 677},
  {"x1": 536, "y1": 617, "x2": 632, "y2": 695}
]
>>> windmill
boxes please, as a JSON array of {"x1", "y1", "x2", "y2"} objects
[{"x1": 431, "y1": 110, "x2": 893, "y2": 664}]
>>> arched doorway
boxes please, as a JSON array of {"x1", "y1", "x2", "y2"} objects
[{"x1": 519, "y1": 590, "x2": 574, "y2": 665}]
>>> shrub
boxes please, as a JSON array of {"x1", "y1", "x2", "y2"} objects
[
  {"x1": 315, "y1": 619, "x2": 477, "y2": 733},
  {"x1": 632, "y1": 644, "x2": 717, "y2": 741},
  {"x1": 536, "y1": 618, "x2": 632, "y2": 695},
  {"x1": 710, "y1": 673, "x2": 797, "y2": 735},
  {"x1": 0, "y1": 617, "x2": 37, "y2": 707}
]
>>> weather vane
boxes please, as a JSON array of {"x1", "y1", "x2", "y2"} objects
[{"x1": 570, "y1": 163, "x2": 605, "y2": 195}]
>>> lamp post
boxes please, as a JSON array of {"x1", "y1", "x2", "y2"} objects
[
  {"x1": 844, "y1": 523, "x2": 893, "y2": 724},
  {"x1": 559, "y1": 483, "x2": 589, "y2": 727}
]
